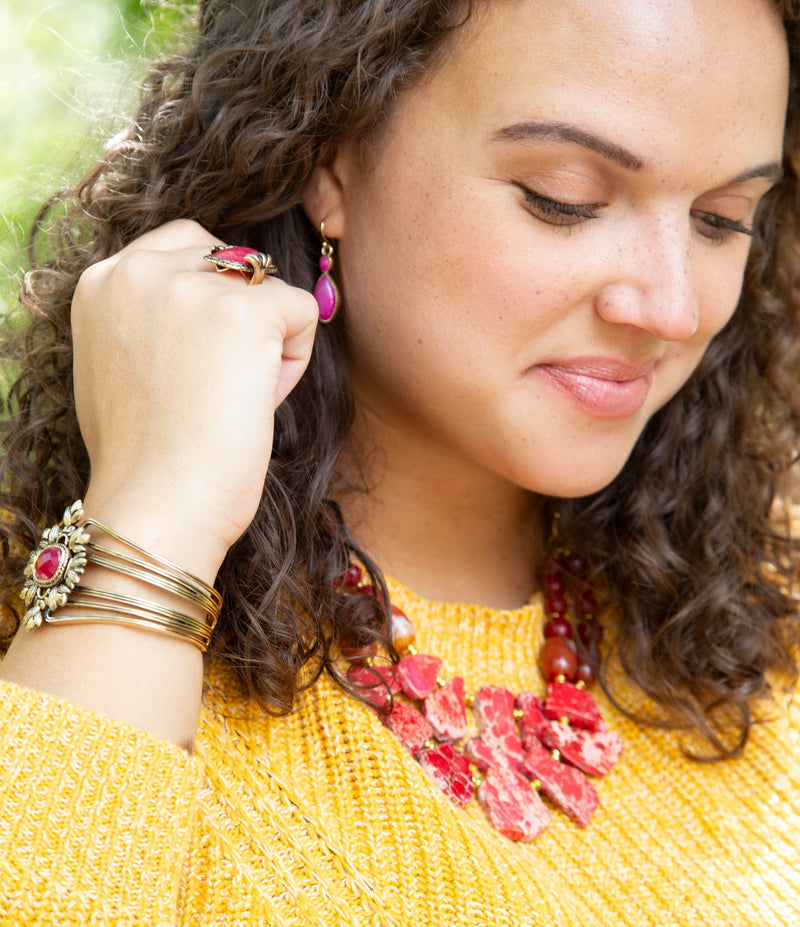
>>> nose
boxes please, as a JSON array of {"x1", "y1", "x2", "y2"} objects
[{"x1": 593, "y1": 215, "x2": 699, "y2": 342}]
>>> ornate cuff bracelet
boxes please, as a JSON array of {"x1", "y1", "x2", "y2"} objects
[{"x1": 20, "y1": 501, "x2": 220, "y2": 651}]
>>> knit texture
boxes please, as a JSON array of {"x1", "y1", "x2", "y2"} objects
[{"x1": 2, "y1": 577, "x2": 800, "y2": 925}]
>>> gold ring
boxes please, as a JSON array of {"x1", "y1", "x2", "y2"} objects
[{"x1": 203, "y1": 245, "x2": 278, "y2": 285}]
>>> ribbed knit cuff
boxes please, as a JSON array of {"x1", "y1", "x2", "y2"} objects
[{"x1": 0, "y1": 680, "x2": 201, "y2": 926}]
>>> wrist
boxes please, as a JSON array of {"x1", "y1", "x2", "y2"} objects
[{"x1": 82, "y1": 488, "x2": 232, "y2": 585}]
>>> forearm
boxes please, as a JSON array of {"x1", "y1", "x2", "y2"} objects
[
  {"x1": 0, "y1": 494, "x2": 221, "y2": 751},
  {"x1": 0, "y1": 621, "x2": 203, "y2": 751}
]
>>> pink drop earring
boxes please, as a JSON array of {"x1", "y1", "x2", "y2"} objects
[{"x1": 313, "y1": 221, "x2": 341, "y2": 323}]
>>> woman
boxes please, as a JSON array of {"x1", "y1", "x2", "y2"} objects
[{"x1": 0, "y1": 0, "x2": 798, "y2": 922}]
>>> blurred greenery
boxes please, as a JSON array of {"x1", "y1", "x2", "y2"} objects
[{"x1": 0, "y1": 0, "x2": 194, "y2": 330}]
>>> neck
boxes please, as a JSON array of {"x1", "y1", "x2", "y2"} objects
[{"x1": 336, "y1": 408, "x2": 544, "y2": 610}]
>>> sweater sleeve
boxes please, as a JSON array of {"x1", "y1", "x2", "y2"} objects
[{"x1": 0, "y1": 679, "x2": 202, "y2": 926}]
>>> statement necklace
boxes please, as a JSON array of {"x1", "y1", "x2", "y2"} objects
[{"x1": 339, "y1": 555, "x2": 623, "y2": 842}]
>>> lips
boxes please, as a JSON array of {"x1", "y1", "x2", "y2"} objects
[{"x1": 535, "y1": 357, "x2": 656, "y2": 419}]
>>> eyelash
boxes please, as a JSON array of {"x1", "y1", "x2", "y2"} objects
[
  {"x1": 691, "y1": 211, "x2": 754, "y2": 244},
  {"x1": 521, "y1": 189, "x2": 602, "y2": 228},
  {"x1": 520, "y1": 189, "x2": 754, "y2": 243}
]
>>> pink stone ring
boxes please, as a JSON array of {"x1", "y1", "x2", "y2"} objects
[{"x1": 203, "y1": 245, "x2": 279, "y2": 286}]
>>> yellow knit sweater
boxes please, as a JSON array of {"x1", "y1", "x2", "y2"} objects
[{"x1": 1, "y1": 578, "x2": 799, "y2": 926}]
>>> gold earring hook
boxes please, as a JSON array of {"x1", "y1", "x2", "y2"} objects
[{"x1": 320, "y1": 220, "x2": 334, "y2": 258}]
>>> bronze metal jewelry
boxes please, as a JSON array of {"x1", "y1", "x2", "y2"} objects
[
  {"x1": 203, "y1": 245, "x2": 278, "y2": 285},
  {"x1": 20, "y1": 502, "x2": 220, "y2": 651}
]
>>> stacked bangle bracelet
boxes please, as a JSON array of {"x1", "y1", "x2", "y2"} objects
[{"x1": 20, "y1": 500, "x2": 220, "y2": 652}]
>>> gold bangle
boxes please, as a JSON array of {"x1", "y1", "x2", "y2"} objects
[
  {"x1": 86, "y1": 542, "x2": 219, "y2": 617},
  {"x1": 47, "y1": 597, "x2": 211, "y2": 650},
  {"x1": 83, "y1": 518, "x2": 219, "y2": 604},
  {"x1": 20, "y1": 501, "x2": 220, "y2": 651},
  {"x1": 50, "y1": 587, "x2": 213, "y2": 651}
]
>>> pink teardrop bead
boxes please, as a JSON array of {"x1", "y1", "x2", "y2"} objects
[
  {"x1": 314, "y1": 273, "x2": 340, "y2": 322},
  {"x1": 319, "y1": 254, "x2": 332, "y2": 273}
]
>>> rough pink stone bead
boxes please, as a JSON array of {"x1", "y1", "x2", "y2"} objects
[
  {"x1": 397, "y1": 654, "x2": 442, "y2": 699},
  {"x1": 384, "y1": 702, "x2": 434, "y2": 756},
  {"x1": 472, "y1": 685, "x2": 525, "y2": 765},
  {"x1": 347, "y1": 664, "x2": 401, "y2": 709},
  {"x1": 516, "y1": 692, "x2": 548, "y2": 749},
  {"x1": 477, "y1": 766, "x2": 551, "y2": 841},
  {"x1": 545, "y1": 681, "x2": 603, "y2": 732},
  {"x1": 418, "y1": 743, "x2": 474, "y2": 807},
  {"x1": 473, "y1": 685, "x2": 516, "y2": 730},
  {"x1": 424, "y1": 676, "x2": 468, "y2": 742},
  {"x1": 464, "y1": 736, "x2": 522, "y2": 774},
  {"x1": 522, "y1": 739, "x2": 599, "y2": 828},
  {"x1": 542, "y1": 721, "x2": 623, "y2": 777}
]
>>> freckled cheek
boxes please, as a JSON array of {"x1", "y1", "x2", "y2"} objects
[{"x1": 696, "y1": 270, "x2": 746, "y2": 342}]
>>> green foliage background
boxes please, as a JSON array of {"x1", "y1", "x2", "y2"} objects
[{"x1": 0, "y1": 0, "x2": 193, "y2": 323}]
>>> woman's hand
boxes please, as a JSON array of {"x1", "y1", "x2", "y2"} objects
[
  {"x1": 0, "y1": 220, "x2": 318, "y2": 747},
  {"x1": 72, "y1": 219, "x2": 319, "y2": 581}
]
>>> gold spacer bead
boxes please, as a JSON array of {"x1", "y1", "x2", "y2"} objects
[
  {"x1": 576, "y1": 680, "x2": 587, "y2": 690},
  {"x1": 555, "y1": 674, "x2": 566, "y2": 684},
  {"x1": 472, "y1": 773, "x2": 483, "y2": 789},
  {"x1": 423, "y1": 739, "x2": 437, "y2": 750},
  {"x1": 513, "y1": 708, "x2": 524, "y2": 720},
  {"x1": 464, "y1": 691, "x2": 475, "y2": 707},
  {"x1": 531, "y1": 778, "x2": 542, "y2": 791},
  {"x1": 551, "y1": 749, "x2": 561, "y2": 762},
  {"x1": 436, "y1": 676, "x2": 447, "y2": 688},
  {"x1": 406, "y1": 643, "x2": 418, "y2": 656},
  {"x1": 559, "y1": 716, "x2": 570, "y2": 725}
]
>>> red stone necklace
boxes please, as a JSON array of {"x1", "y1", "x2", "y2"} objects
[{"x1": 339, "y1": 555, "x2": 623, "y2": 842}]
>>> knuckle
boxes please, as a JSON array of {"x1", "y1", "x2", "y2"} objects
[
  {"x1": 112, "y1": 247, "x2": 156, "y2": 289},
  {"x1": 161, "y1": 217, "x2": 207, "y2": 243},
  {"x1": 72, "y1": 258, "x2": 111, "y2": 321}
]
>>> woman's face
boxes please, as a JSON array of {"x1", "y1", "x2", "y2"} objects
[{"x1": 311, "y1": 0, "x2": 788, "y2": 498}]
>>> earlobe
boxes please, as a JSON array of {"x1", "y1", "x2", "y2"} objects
[{"x1": 302, "y1": 154, "x2": 347, "y2": 239}]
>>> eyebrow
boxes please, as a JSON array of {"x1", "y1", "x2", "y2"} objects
[
  {"x1": 490, "y1": 121, "x2": 645, "y2": 171},
  {"x1": 490, "y1": 119, "x2": 784, "y2": 186},
  {"x1": 725, "y1": 163, "x2": 784, "y2": 185}
]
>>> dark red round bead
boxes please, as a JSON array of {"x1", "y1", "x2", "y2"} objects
[
  {"x1": 576, "y1": 660, "x2": 596, "y2": 687},
  {"x1": 543, "y1": 573, "x2": 566, "y2": 597},
  {"x1": 340, "y1": 564, "x2": 363, "y2": 588},
  {"x1": 341, "y1": 639, "x2": 379, "y2": 662},
  {"x1": 563, "y1": 553, "x2": 585, "y2": 577},
  {"x1": 546, "y1": 593, "x2": 568, "y2": 617},
  {"x1": 544, "y1": 616, "x2": 573, "y2": 639},
  {"x1": 543, "y1": 557, "x2": 563, "y2": 578},
  {"x1": 578, "y1": 621, "x2": 603, "y2": 648},
  {"x1": 540, "y1": 636, "x2": 578, "y2": 682},
  {"x1": 578, "y1": 591, "x2": 597, "y2": 615}
]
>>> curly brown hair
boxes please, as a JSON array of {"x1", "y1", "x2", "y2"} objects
[{"x1": 2, "y1": 0, "x2": 800, "y2": 757}]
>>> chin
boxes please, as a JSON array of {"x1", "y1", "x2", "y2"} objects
[{"x1": 513, "y1": 452, "x2": 632, "y2": 500}]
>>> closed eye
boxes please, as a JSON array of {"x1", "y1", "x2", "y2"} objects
[
  {"x1": 520, "y1": 188, "x2": 604, "y2": 228},
  {"x1": 692, "y1": 210, "x2": 754, "y2": 244}
]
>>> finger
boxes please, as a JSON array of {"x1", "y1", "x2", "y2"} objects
[{"x1": 113, "y1": 218, "x2": 225, "y2": 255}]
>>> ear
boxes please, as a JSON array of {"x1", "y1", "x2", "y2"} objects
[{"x1": 301, "y1": 143, "x2": 348, "y2": 238}]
